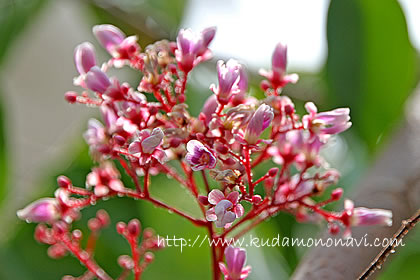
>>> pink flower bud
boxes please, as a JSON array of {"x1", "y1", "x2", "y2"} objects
[
  {"x1": 211, "y1": 59, "x2": 243, "y2": 105},
  {"x1": 268, "y1": 168, "x2": 279, "y2": 177},
  {"x1": 118, "y1": 255, "x2": 134, "y2": 270},
  {"x1": 57, "y1": 175, "x2": 72, "y2": 188},
  {"x1": 93, "y1": 24, "x2": 125, "y2": 54},
  {"x1": 331, "y1": 188, "x2": 343, "y2": 201},
  {"x1": 219, "y1": 246, "x2": 251, "y2": 280},
  {"x1": 17, "y1": 198, "x2": 60, "y2": 223},
  {"x1": 244, "y1": 104, "x2": 274, "y2": 144},
  {"x1": 127, "y1": 219, "x2": 141, "y2": 237},
  {"x1": 116, "y1": 222, "x2": 126, "y2": 235},
  {"x1": 64, "y1": 91, "x2": 78, "y2": 103},
  {"x1": 352, "y1": 207, "x2": 393, "y2": 227},
  {"x1": 85, "y1": 66, "x2": 111, "y2": 93},
  {"x1": 144, "y1": 252, "x2": 154, "y2": 263},
  {"x1": 74, "y1": 42, "x2": 96, "y2": 75},
  {"x1": 175, "y1": 27, "x2": 215, "y2": 73}
]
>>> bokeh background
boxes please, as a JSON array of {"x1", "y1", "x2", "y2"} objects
[{"x1": 0, "y1": 0, "x2": 419, "y2": 279}]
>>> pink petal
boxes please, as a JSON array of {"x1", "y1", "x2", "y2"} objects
[{"x1": 208, "y1": 189, "x2": 225, "y2": 205}]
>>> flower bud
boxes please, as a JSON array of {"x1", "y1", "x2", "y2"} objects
[
  {"x1": 85, "y1": 66, "x2": 111, "y2": 93},
  {"x1": 331, "y1": 188, "x2": 343, "y2": 201},
  {"x1": 244, "y1": 104, "x2": 274, "y2": 144},
  {"x1": 17, "y1": 198, "x2": 61, "y2": 224},
  {"x1": 116, "y1": 222, "x2": 126, "y2": 235},
  {"x1": 57, "y1": 175, "x2": 72, "y2": 188},
  {"x1": 74, "y1": 42, "x2": 96, "y2": 75},
  {"x1": 64, "y1": 91, "x2": 78, "y2": 103},
  {"x1": 93, "y1": 24, "x2": 125, "y2": 54},
  {"x1": 268, "y1": 168, "x2": 278, "y2": 177},
  {"x1": 127, "y1": 219, "x2": 141, "y2": 237}
]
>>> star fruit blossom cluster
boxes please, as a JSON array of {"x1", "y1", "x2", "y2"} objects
[{"x1": 17, "y1": 24, "x2": 393, "y2": 280}]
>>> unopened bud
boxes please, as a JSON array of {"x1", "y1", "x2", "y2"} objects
[
  {"x1": 268, "y1": 168, "x2": 278, "y2": 177},
  {"x1": 198, "y1": 195, "x2": 209, "y2": 205},
  {"x1": 64, "y1": 91, "x2": 78, "y2": 103},
  {"x1": 57, "y1": 176, "x2": 72, "y2": 188},
  {"x1": 127, "y1": 219, "x2": 141, "y2": 237},
  {"x1": 331, "y1": 188, "x2": 343, "y2": 201},
  {"x1": 116, "y1": 222, "x2": 126, "y2": 235}
]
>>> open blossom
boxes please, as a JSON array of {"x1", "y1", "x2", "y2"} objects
[
  {"x1": 205, "y1": 190, "x2": 244, "y2": 228},
  {"x1": 128, "y1": 128, "x2": 167, "y2": 165},
  {"x1": 303, "y1": 102, "x2": 352, "y2": 139},
  {"x1": 259, "y1": 42, "x2": 298, "y2": 90},
  {"x1": 93, "y1": 24, "x2": 140, "y2": 62},
  {"x1": 244, "y1": 104, "x2": 274, "y2": 144},
  {"x1": 86, "y1": 162, "x2": 125, "y2": 196},
  {"x1": 17, "y1": 198, "x2": 61, "y2": 223},
  {"x1": 185, "y1": 140, "x2": 216, "y2": 171},
  {"x1": 219, "y1": 246, "x2": 251, "y2": 280},
  {"x1": 175, "y1": 27, "x2": 216, "y2": 73},
  {"x1": 210, "y1": 59, "x2": 245, "y2": 105},
  {"x1": 341, "y1": 200, "x2": 393, "y2": 238}
]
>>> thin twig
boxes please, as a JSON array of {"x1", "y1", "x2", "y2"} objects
[{"x1": 358, "y1": 209, "x2": 420, "y2": 280}]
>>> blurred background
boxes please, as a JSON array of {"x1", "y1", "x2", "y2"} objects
[{"x1": 0, "y1": 0, "x2": 419, "y2": 279}]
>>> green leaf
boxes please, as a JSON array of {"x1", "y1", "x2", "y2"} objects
[{"x1": 326, "y1": 0, "x2": 418, "y2": 153}]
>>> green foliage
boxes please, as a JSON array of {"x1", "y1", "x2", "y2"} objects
[{"x1": 326, "y1": 0, "x2": 418, "y2": 153}]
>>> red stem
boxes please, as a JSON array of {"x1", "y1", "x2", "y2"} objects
[{"x1": 59, "y1": 233, "x2": 112, "y2": 280}]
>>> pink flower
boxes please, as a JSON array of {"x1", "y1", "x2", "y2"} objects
[
  {"x1": 206, "y1": 190, "x2": 244, "y2": 228},
  {"x1": 17, "y1": 198, "x2": 61, "y2": 223},
  {"x1": 210, "y1": 59, "x2": 245, "y2": 105},
  {"x1": 86, "y1": 162, "x2": 125, "y2": 196},
  {"x1": 244, "y1": 104, "x2": 274, "y2": 145},
  {"x1": 85, "y1": 66, "x2": 111, "y2": 93},
  {"x1": 341, "y1": 200, "x2": 393, "y2": 238},
  {"x1": 74, "y1": 42, "x2": 96, "y2": 75},
  {"x1": 201, "y1": 95, "x2": 218, "y2": 125},
  {"x1": 83, "y1": 118, "x2": 106, "y2": 147},
  {"x1": 219, "y1": 246, "x2": 251, "y2": 280},
  {"x1": 93, "y1": 24, "x2": 140, "y2": 61},
  {"x1": 259, "y1": 42, "x2": 298, "y2": 90},
  {"x1": 175, "y1": 27, "x2": 216, "y2": 73},
  {"x1": 303, "y1": 102, "x2": 352, "y2": 138},
  {"x1": 185, "y1": 140, "x2": 217, "y2": 171},
  {"x1": 128, "y1": 128, "x2": 167, "y2": 165}
]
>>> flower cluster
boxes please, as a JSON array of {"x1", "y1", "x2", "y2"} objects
[{"x1": 18, "y1": 24, "x2": 392, "y2": 280}]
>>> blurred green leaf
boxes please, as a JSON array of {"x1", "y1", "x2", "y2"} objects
[{"x1": 326, "y1": 0, "x2": 418, "y2": 153}]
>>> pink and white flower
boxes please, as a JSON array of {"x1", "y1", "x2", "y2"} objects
[
  {"x1": 17, "y1": 198, "x2": 61, "y2": 224},
  {"x1": 205, "y1": 190, "x2": 244, "y2": 228},
  {"x1": 175, "y1": 27, "x2": 216, "y2": 73},
  {"x1": 93, "y1": 24, "x2": 140, "y2": 63},
  {"x1": 210, "y1": 59, "x2": 245, "y2": 105},
  {"x1": 185, "y1": 140, "x2": 217, "y2": 171},
  {"x1": 303, "y1": 102, "x2": 352, "y2": 139},
  {"x1": 341, "y1": 199, "x2": 392, "y2": 238},
  {"x1": 259, "y1": 42, "x2": 299, "y2": 90},
  {"x1": 244, "y1": 104, "x2": 274, "y2": 145},
  {"x1": 219, "y1": 246, "x2": 251, "y2": 280},
  {"x1": 128, "y1": 128, "x2": 167, "y2": 165}
]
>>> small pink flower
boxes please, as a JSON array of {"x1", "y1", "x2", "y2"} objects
[
  {"x1": 93, "y1": 24, "x2": 140, "y2": 62},
  {"x1": 341, "y1": 200, "x2": 393, "y2": 238},
  {"x1": 210, "y1": 59, "x2": 244, "y2": 105},
  {"x1": 219, "y1": 246, "x2": 251, "y2": 280},
  {"x1": 185, "y1": 140, "x2": 217, "y2": 171},
  {"x1": 128, "y1": 128, "x2": 167, "y2": 165},
  {"x1": 83, "y1": 118, "x2": 106, "y2": 147},
  {"x1": 303, "y1": 102, "x2": 352, "y2": 138},
  {"x1": 206, "y1": 190, "x2": 244, "y2": 228},
  {"x1": 86, "y1": 162, "x2": 125, "y2": 196},
  {"x1": 85, "y1": 66, "x2": 111, "y2": 93},
  {"x1": 175, "y1": 27, "x2": 216, "y2": 73},
  {"x1": 259, "y1": 42, "x2": 298, "y2": 90},
  {"x1": 17, "y1": 198, "x2": 61, "y2": 223},
  {"x1": 201, "y1": 95, "x2": 218, "y2": 125},
  {"x1": 244, "y1": 104, "x2": 274, "y2": 145},
  {"x1": 74, "y1": 42, "x2": 96, "y2": 75}
]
